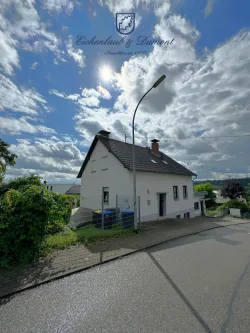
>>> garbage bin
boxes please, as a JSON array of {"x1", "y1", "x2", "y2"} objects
[
  {"x1": 93, "y1": 210, "x2": 113, "y2": 230},
  {"x1": 121, "y1": 210, "x2": 134, "y2": 229},
  {"x1": 92, "y1": 210, "x2": 102, "y2": 228},
  {"x1": 107, "y1": 208, "x2": 120, "y2": 226}
]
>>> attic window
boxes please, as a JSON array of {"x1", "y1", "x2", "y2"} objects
[
  {"x1": 162, "y1": 160, "x2": 168, "y2": 164},
  {"x1": 151, "y1": 159, "x2": 157, "y2": 163}
]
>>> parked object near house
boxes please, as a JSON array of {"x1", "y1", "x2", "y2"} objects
[
  {"x1": 213, "y1": 190, "x2": 246, "y2": 204},
  {"x1": 193, "y1": 191, "x2": 208, "y2": 216},
  {"x1": 44, "y1": 183, "x2": 80, "y2": 194},
  {"x1": 77, "y1": 130, "x2": 198, "y2": 223}
]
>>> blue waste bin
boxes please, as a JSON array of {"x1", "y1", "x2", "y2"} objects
[
  {"x1": 121, "y1": 210, "x2": 134, "y2": 229},
  {"x1": 93, "y1": 210, "x2": 113, "y2": 229}
]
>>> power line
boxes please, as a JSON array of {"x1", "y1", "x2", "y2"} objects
[{"x1": 164, "y1": 134, "x2": 250, "y2": 140}]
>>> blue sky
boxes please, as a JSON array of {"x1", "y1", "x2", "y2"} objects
[{"x1": 1, "y1": 0, "x2": 250, "y2": 182}]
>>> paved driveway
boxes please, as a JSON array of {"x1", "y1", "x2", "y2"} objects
[{"x1": 1, "y1": 223, "x2": 250, "y2": 332}]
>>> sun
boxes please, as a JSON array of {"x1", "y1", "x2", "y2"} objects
[{"x1": 99, "y1": 65, "x2": 113, "y2": 83}]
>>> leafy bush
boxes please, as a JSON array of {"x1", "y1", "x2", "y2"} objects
[
  {"x1": 220, "y1": 200, "x2": 249, "y2": 214},
  {"x1": 65, "y1": 194, "x2": 80, "y2": 209},
  {"x1": 0, "y1": 174, "x2": 42, "y2": 197},
  {"x1": 0, "y1": 184, "x2": 73, "y2": 266},
  {"x1": 0, "y1": 186, "x2": 53, "y2": 266},
  {"x1": 47, "y1": 193, "x2": 72, "y2": 234}
]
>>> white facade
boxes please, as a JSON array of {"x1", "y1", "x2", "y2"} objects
[
  {"x1": 193, "y1": 192, "x2": 207, "y2": 217},
  {"x1": 45, "y1": 184, "x2": 76, "y2": 194},
  {"x1": 80, "y1": 140, "x2": 197, "y2": 222}
]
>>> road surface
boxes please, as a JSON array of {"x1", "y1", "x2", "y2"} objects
[{"x1": 1, "y1": 223, "x2": 250, "y2": 333}]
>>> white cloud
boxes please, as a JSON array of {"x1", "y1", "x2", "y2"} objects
[
  {"x1": 0, "y1": 0, "x2": 62, "y2": 74},
  {"x1": 30, "y1": 61, "x2": 39, "y2": 70},
  {"x1": 0, "y1": 74, "x2": 47, "y2": 115},
  {"x1": 97, "y1": 85, "x2": 112, "y2": 99},
  {"x1": 0, "y1": 30, "x2": 19, "y2": 75},
  {"x1": 42, "y1": 0, "x2": 77, "y2": 14},
  {"x1": 66, "y1": 36, "x2": 85, "y2": 69},
  {"x1": 0, "y1": 117, "x2": 56, "y2": 135},
  {"x1": 205, "y1": 0, "x2": 216, "y2": 18},
  {"x1": 6, "y1": 138, "x2": 85, "y2": 181}
]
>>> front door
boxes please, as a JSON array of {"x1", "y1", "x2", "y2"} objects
[
  {"x1": 159, "y1": 193, "x2": 166, "y2": 217},
  {"x1": 201, "y1": 201, "x2": 204, "y2": 215}
]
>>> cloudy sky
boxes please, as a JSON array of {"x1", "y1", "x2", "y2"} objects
[{"x1": 0, "y1": 0, "x2": 249, "y2": 182}]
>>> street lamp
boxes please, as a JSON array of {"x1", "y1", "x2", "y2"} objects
[{"x1": 132, "y1": 75, "x2": 166, "y2": 232}]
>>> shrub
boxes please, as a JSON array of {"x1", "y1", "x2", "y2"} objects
[
  {"x1": 0, "y1": 174, "x2": 42, "y2": 198},
  {"x1": 0, "y1": 185, "x2": 73, "y2": 266},
  {"x1": 0, "y1": 186, "x2": 53, "y2": 266},
  {"x1": 47, "y1": 193, "x2": 72, "y2": 234},
  {"x1": 220, "y1": 200, "x2": 249, "y2": 214},
  {"x1": 65, "y1": 194, "x2": 80, "y2": 209}
]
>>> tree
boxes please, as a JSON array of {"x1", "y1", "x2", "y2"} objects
[
  {"x1": 193, "y1": 182, "x2": 216, "y2": 208},
  {"x1": 0, "y1": 138, "x2": 17, "y2": 183},
  {"x1": 221, "y1": 182, "x2": 246, "y2": 200}
]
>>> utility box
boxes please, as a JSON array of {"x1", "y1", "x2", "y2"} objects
[{"x1": 229, "y1": 208, "x2": 241, "y2": 218}]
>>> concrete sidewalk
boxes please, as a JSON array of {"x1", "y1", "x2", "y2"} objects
[{"x1": 0, "y1": 216, "x2": 249, "y2": 299}]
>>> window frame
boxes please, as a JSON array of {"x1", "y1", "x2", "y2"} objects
[
  {"x1": 183, "y1": 185, "x2": 188, "y2": 199},
  {"x1": 103, "y1": 187, "x2": 109, "y2": 204},
  {"x1": 173, "y1": 186, "x2": 179, "y2": 200},
  {"x1": 194, "y1": 202, "x2": 199, "y2": 210}
]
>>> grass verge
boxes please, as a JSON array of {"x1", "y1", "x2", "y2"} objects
[{"x1": 45, "y1": 224, "x2": 135, "y2": 251}]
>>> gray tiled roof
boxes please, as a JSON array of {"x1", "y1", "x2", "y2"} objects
[
  {"x1": 65, "y1": 185, "x2": 81, "y2": 194},
  {"x1": 77, "y1": 134, "x2": 196, "y2": 178},
  {"x1": 99, "y1": 136, "x2": 196, "y2": 176}
]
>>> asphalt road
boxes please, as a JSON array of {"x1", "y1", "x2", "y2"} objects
[{"x1": 1, "y1": 223, "x2": 250, "y2": 333}]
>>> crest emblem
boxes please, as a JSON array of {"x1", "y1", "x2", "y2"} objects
[{"x1": 116, "y1": 13, "x2": 135, "y2": 35}]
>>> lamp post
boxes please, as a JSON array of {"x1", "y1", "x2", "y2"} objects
[{"x1": 132, "y1": 75, "x2": 166, "y2": 232}]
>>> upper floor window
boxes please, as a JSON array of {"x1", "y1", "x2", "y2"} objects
[
  {"x1": 91, "y1": 159, "x2": 96, "y2": 173},
  {"x1": 183, "y1": 186, "x2": 188, "y2": 199},
  {"x1": 103, "y1": 187, "x2": 109, "y2": 204},
  {"x1": 173, "y1": 186, "x2": 179, "y2": 200}
]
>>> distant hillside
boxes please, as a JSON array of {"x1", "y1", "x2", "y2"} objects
[{"x1": 193, "y1": 178, "x2": 250, "y2": 190}]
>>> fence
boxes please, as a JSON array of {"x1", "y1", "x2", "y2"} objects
[{"x1": 69, "y1": 194, "x2": 141, "y2": 233}]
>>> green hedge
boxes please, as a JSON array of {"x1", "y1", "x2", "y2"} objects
[
  {"x1": 220, "y1": 200, "x2": 249, "y2": 214},
  {"x1": 0, "y1": 185, "x2": 72, "y2": 267}
]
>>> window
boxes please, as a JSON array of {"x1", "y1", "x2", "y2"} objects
[
  {"x1": 103, "y1": 187, "x2": 109, "y2": 204},
  {"x1": 50, "y1": 186, "x2": 53, "y2": 191},
  {"x1": 183, "y1": 186, "x2": 188, "y2": 198},
  {"x1": 101, "y1": 155, "x2": 108, "y2": 170},
  {"x1": 194, "y1": 202, "x2": 199, "y2": 210},
  {"x1": 147, "y1": 200, "x2": 151, "y2": 206},
  {"x1": 176, "y1": 215, "x2": 181, "y2": 219},
  {"x1": 151, "y1": 159, "x2": 157, "y2": 163},
  {"x1": 162, "y1": 160, "x2": 168, "y2": 164},
  {"x1": 47, "y1": 186, "x2": 49, "y2": 189},
  {"x1": 91, "y1": 159, "x2": 96, "y2": 173},
  {"x1": 173, "y1": 186, "x2": 179, "y2": 200},
  {"x1": 184, "y1": 212, "x2": 190, "y2": 218}
]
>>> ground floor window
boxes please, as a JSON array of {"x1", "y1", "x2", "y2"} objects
[
  {"x1": 176, "y1": 214, "x2": 181, "y2": 219},
  {"x1": 184, "y1": 212, "x2": 190, "y2": 218},
  {"x1": 194, "y1": 202, "x2": 199, "y2": 210},
  {"x1": 103, "y1": 187, "x2": 109, "y2": 204}
]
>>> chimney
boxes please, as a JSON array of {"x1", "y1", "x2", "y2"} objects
[
  {"x1": 98, "y1": 130, "x2": 110, "y2": 138},
  {"x1": 151, "y1": 139, "x2": 159, "y2": 154}
]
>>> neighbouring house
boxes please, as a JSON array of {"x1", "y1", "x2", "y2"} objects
[
  {"x1": 77, "y1": 130, "x2": 200, "y2": 222},
  {"x1": 193, "y1": 191, "x2": 208, "y2": 216},
  {"x1": 213, "y1": 190, "x2": 247, "y2": 204},
  {"x1": 44, "y1": 183, "x2": 80, "y2": 194}
]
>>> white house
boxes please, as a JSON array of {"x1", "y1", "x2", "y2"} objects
[
  {"x1": 193, "y1": 191, "x2": 208, "y2": 216},
  {"x1": 77, "y1": 130, "x2": 201, "y2": 223},
  {"x1": 44, "y1": 183, "x2": 80, "y2": 194},
  {"x1": 213, "y1": 190, "x2": 247, "y2": 204}
]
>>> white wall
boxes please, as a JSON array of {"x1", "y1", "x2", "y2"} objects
[
  {"x1": 194, "y1": 199, "x2": 206, "y2": 216},
  {"x1": 134, "y1": 172, "x2": 195, "y2": 221},
  {"x1": 80, "y1": 139, "x2": 195, "y2": 221},
  {"x1": 45, "y1": 184, "x2": 74, "y2": 194},
  {"x1": 80, "y1": 140, "x2": 131, "y2": 210}
]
